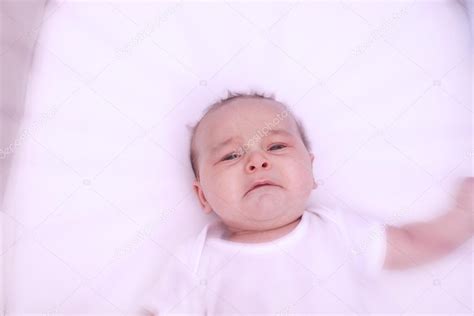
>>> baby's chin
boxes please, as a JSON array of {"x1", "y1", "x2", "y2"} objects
[
  {"x1": 236, "y1": 199, "x2": 304, "y2": 227},
  {"x1": 241, "y1": 194, "x2": 287, "y2": 220},
  {"x1": 231, "y1": 207, "x2": 304, "y2": 233}
]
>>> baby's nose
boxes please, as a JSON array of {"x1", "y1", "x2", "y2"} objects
[{"x1": 246, "y1": 156, "x2": 270, "y2": 173}]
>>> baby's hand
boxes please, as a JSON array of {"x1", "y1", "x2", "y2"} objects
[
  {"x1": 384, "y1": 176, "x2": 474, "y2": 269},
  {"x1": 453, "y1": 177, "x2": 474, "y2": 212},
  {"x1": 451, "y1": 177, "x2": 474, "y2": 232}
]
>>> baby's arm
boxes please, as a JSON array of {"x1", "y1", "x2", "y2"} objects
[
  {"x1": 383, "y1": 177, "x2": 473, "y2": 270},
  {"x1": 139, "y1": 306, "x2": 157, "y2": 316}
]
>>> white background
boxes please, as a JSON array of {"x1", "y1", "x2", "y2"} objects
[{"x1": 1, "y1": 0, "x2": 472, "y2": 314}]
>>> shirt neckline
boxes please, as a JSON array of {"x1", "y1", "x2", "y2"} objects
[{"x1": 205, "y1": 210, "x2": 311, "y2": 251}]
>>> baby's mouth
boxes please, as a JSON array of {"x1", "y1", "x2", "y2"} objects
[{"x1": 244, "y1": 181, "x2": 281, "y2": 196}]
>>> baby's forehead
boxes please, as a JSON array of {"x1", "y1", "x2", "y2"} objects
[
  {"x1": 205, "y1": 99, "x2": 293, "y2": 129},
  {"x1": 195, "y1": 98, "x2": 299, "y2": 148}
]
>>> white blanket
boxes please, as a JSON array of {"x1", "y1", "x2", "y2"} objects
[{"x1": 2, "y1": 0, "x2": 472, "y2": 314}]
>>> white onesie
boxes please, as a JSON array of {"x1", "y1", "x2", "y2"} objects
[{"x1": 141, "y1": 205, "x2": 387, "y2": 315}]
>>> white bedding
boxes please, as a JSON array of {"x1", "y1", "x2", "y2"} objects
[{"x1": 2, "y1": 0, "x2": 472, "y2": 314}]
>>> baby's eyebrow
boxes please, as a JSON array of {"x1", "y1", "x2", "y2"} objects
[
  {"x1": 210, "y1": 129, "x2": 294, "y2": 155},
  {"x1": 266, "y1": 129, "x2": 293, "y2": 138},
  {"x1": 210, "y1": 136, "x2": 241, "y2": 155}
]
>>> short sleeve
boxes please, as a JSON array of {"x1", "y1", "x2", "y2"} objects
[{"x1": 317, "y1": 206, "x2": 387, "y2": 279}]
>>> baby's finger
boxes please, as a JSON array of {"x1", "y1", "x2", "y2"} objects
[{"x1": 455, "y1": 177, "x2": 474, "y2": 211}]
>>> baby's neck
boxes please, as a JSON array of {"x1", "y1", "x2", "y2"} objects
[{"x1": 224, "y1": 216, "x2": 302, "y2": 243}]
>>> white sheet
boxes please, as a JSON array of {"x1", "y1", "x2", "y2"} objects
[{"x1": 2, "y1": 0, "x2": 472, "y2": 314}]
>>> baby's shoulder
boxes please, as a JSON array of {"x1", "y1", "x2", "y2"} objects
[
  {"x1": 305, "y1": 205, "x2": 345, "y2": 226},
  {"x1": 305, "y1": 205, "x2": 384, "y2": 240}
]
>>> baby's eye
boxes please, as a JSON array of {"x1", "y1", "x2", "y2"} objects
[
  {"x1": 268, "y1": 144, "x2": 286, "y2": 151},
  {"x1": 222, "y1": 152, "x2": 241, "y2": 161}
]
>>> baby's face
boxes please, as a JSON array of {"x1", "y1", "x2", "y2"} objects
[{"x1": 193, "y1": 98, "x2": 316, "y2": 232}]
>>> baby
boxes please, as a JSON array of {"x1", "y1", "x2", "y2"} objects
[{"x1": 141, "y1": 91, "x2": 473, "y2": 315}]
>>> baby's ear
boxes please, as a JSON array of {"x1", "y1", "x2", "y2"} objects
[
  {"x1": 309, "y1": 152, "x2": 317, "y2": 190},
  {"x1": 193, "y1": 180, "x2": 212, "y2": 214}
]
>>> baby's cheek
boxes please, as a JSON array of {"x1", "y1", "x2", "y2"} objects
[
  {"x1": 207, "y1": 176, "x2": 240, "y2": 204},
  {"x1": 284, "y1": 174, "x2": 311, "y2": 198}
]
